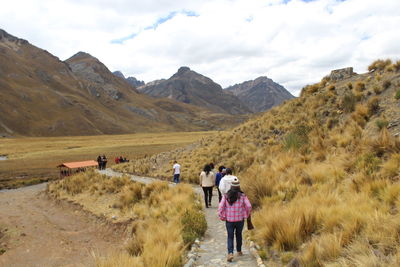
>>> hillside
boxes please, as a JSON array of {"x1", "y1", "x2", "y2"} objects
[
  {"x1": 225, "y1": 76, "x2": 294, "y2": 112},
  {"x1": 116, "y1": 60, "x2": 400, "y2": 266},
  {"x1": 137, "y1": 67, "x2": 252, "y2": 115},
  {"x1": 0, "y1": 29, "x2": 247, "y2": 136}
]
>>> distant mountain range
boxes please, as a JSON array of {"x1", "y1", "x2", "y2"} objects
[
  {"x1": 137, "y1": 66, "x2": 252, "y2": 115},
  {"x1": 136, "y1": 68, "x2": 294, "y2": 114},
  {"x1": 0, "y1": 29, "x2": 247, "y2": 136},
  {"x1": 225, "y1": 77, "x2": 294, "y2": 112},
  {"x1": 0, "y1": 28, "x2": 293, "y2": 136}
]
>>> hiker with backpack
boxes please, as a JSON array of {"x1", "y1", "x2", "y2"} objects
[
  {"x1": 199, "y1": 164, "x2": 215, "y2": 208},
  {"x1": 218, "y1": 178, "x2": 252, "y2": 262}
]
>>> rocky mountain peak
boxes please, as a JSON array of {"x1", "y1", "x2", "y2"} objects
[
  {"x1": 177, "y1": 66, "x2": 191, "y2": 74},
  {"x1": 226, "y1": 76, "x2": 294, "y2": 113},
  {"x1": 113, "y1": 71, "x2": 125, "y2": 79}
]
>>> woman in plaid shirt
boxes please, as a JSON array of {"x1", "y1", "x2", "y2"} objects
[{"x1": 218, "y1": 178, "x2": 252, "y2": 262}]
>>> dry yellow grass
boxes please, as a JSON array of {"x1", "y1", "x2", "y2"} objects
[
  {"x1": 47, "y1": 170, "x2": 206, "y2": 267},
  {"x1": 118, "y1": 60, "x2": 400, "y2": 265},
  {"x1": 0, "y1": 131, "x2": 216, "y2": 189}
]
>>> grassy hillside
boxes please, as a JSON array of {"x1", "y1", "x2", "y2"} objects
[{"x1": 116, "y1": 59, "x2": 400, "y2": 266}]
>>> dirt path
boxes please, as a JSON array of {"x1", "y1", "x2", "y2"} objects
[
  {"x1": 0, "y1": 183, "x2": 124, "y2": 267},
  {"x1": 99, "y1": 169, "x2": 258, "y2": 267}
]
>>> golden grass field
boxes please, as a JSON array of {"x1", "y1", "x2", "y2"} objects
[
  {"x1": 47, "y1": 170, "x2": 207, "y2": 267},
  {"x1": 0, "y1": 131, "x2": 217, "y2": 189}
]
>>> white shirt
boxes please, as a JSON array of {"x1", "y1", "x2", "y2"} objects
[
  {"x1": 218, "y1": 174, "x2": 237, "y2": 195},
  {"x1": 173, "y1": 163, "x2": 181, "y2": 174}
]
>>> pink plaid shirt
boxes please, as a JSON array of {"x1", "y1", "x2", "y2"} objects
[{"x1": 218, "y1": 193, "x2": 252, "y2": 222}]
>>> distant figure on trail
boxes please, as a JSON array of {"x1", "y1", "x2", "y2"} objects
[
  {"x1": 219, "y1": 168, "x2": 237, "y2": 195},
  {"x1": 119, "y1": 156, "x2": 124, "y2": 163},
  {"x1": 172, "y1": 160, "x2": 181, "y2": 183},
  {"x1": 97, "y1": 155, "x2": 102, "y2": 170},
  {"x1": 115, "y1": 157, "x2": 119, "y2": 164},
  {"x1": 215, "y1": 166, "x2": 226, "y2": 202},
  {"x1": 200, "y1": 164, "x2": 215, "y2": 208},
  {"x1": 218, "y1": 178, "x2": 252, "y2": 262},
  {"x1": 101, "y1": 155, "x2": 107, "y2": 170}
]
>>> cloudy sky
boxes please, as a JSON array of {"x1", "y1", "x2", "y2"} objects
[{"x1": 1, "y1": 0, "x2": 399, "y2": 95}]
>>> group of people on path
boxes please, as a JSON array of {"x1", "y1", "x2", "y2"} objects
[
  {"x1": 114, "y1": 156, "x2": 129, "y2": 164},
  {"x1": 96, "y1": 155, "x2": 107, "y2": 170},
  {"x1": 173, "y1": 161, "x2": 253, "y2": 263}
]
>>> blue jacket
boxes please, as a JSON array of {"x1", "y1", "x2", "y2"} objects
[{"x1": 215, "y1": 172, "x2": 223, "y2": 186}]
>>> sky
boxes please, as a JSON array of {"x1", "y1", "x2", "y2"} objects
[{"x1": 1, "y1": 0, "x2": 400, "y2": 96}]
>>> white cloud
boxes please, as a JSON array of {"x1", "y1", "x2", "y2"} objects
[{"x1": 1, "y1": 0, "x2": 400, "y2": 96}]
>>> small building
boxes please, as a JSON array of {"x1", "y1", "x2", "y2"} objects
[{"x1": 57, "y1": 160, "x2": 98, "y2": 177}]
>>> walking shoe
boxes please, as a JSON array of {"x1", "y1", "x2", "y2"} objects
[
  {"x1": 237, "y1": 251, "x2": 243, "y2": 256},
  {"x1": 208, "y1": 202, "x2": 212, "y2": 207},
  {"x1": 227, "y1": 253, "x2": 234, "y2": 262}
]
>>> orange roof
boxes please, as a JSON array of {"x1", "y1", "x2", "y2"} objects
[{"x1": 58, "y1": 160, "x2": 98, "y2": 169}]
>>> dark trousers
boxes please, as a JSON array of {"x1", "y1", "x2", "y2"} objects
[
  {"x1": 173, "y1": 174, "x2": 180, "y2": 183},
  {"x1": 226, "y1": 220, "x2": 244, "y2": 254},
  {"x1": 217, "y1": 187, "x2": 222, "y2": 202},
  {"x1": 202, "y1": 186, "x2": 213, "y2": 207}
]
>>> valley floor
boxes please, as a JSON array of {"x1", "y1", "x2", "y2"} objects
[{"x1": 0, "y1": 184, "x2": 124, "y2": 267}]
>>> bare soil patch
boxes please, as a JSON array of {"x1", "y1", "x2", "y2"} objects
[{"x1": 0, "y1": 183, "x2": 125, "y2": 267}]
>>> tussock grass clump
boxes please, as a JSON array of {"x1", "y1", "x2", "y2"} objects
[
  {"x1": 48, "y1": 171, "x2": 204, "y2": 267},
  {"x1": 368, "y1": 59, "x2": 392, "y2": 72}
]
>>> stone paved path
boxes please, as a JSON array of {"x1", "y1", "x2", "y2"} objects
[{"x1": 99, "y1": 169, "x2": 258, "y2": 267}]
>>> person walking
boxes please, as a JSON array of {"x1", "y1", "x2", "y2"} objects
[
  {"x1": 218, "y1": 178, "x2": 252, "y2": 262},
  {"x1": 101, "y1": 155, "x2": 108, "y2": 170},
  {"x1": 172, "y1": 160, "x2": 181, "y2": 183},
  {"x1": 97, "y1": 155, "x2": 102, "y2": 170},
  {"x1": 200, "y1": 164, "x2": 215, "y2": 208},
  {"x1": 218, "y1": 168, "x2": 237, "y2": 195},
  {"x1": 215, "y1": 166, "x2": 226, "y2": 202}
]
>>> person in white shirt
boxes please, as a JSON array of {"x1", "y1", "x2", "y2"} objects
[
  {"x1": 172, "y1": 161, "x2": 181, "y2": 183},
  {"x1": 218, "y1": 168, "x2": 238, "y2": 195}
]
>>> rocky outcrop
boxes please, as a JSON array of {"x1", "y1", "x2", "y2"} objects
[
  {"x1": 225, "y1": 77, "x2": 294, "y2": 113},
  {"x1": 329, "y1": 67, "x2": 355, "y2": 81},
  {"x1": 138, "y1": 67, "x2": 252, "y2": 115}
]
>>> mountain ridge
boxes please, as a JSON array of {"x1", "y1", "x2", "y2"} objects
[{"x1": 225, "y1": 76, "x2": 294, "y2": 112}]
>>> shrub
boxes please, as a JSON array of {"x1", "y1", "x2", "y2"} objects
[
  {"x1": 394, "y1": 60, "x2": 400, "y2": 71},
  {"x1": 341, "y1": 93, "x2": 356, "y2": 113},
  {"x1": 373, "y1": 85, "x2": 382, "y2": 95},
  {"x1": 283, "y1": 125, "x2": 310, "y2": 151},
  {"x1": 382, "y1": 80, "x2": 391, "y2": 90},
  {"x1": 347, "y1": 82, "x2": 353, "y2": 89},
  {"x1": 181, "y1": 208, "x2": 207, "y2": 245},
  {"x1": 355, "y1": 81, "x2": 366, "y2": 92},
  {"x1": 395, "y1": 89, "x2": 400, "y2": 100},
  {"x1": 375, "y1": 119, "x2": 388, "y2": 130},
  {"x1": 368, "y1": 59, "x2": 392, "y2": 72},
  {"x1": 367, "y1": 97, "x2": 380, "y2": 116}
]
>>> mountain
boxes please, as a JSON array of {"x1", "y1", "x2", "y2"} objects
[
  {"x1": 0, "y1": 29, "x2": 247, "y2": 137},
  {"x1": 123, "y1": 60, "x2": 400, "y2": 266},
  {"x1": 225, "y1": 76, "x2": 294, "y2": 112},
  {"x1": 137, "y1": 67, "x2": 252, "y2": 115},
  {"x1": 113, "y1": 71, "x2": 145, "y2": 87}
]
